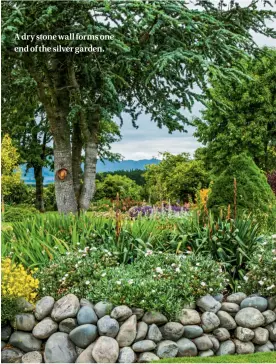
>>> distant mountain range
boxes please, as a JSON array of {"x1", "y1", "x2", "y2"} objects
[{"x1": 20, "y1": 159, "x2": 160, "y2": 185}]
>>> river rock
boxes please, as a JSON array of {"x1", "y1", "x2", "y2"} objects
[
  {"x1": 207, "y1": 335, "x2": 220, "y2": 351},
  {"x1": 94, "y1": 301, "x2": 113, "y2": 318},
  {"x1": 162, "y1": 322, "x2": 184, "y2": 340},
  {"x1": 116, "y1": 315, "x2": 137, "y2": 347},
  {"x1": 1, "y1": 324, "x2": 12, "y2": 341},
  {"x1": 196, "y1": 295, "x2": 221, "y2": 313},
  {"x1": 234, "y1": 327, "x2": 254, "y2": 342},
  {"x1": 213, "y1": 294, "x2": 223, "y2": 302},
  {"x1": 240, "y1": 297, "x2": 268, "y2": 312},
  {"x1": 137, "y1": 352, "x2": 160, "y2": 362},
  {"x1": 69, "y1": 324, "x2": 98, "y2": 348},
  {"x1": 17, "y1": 298, "x2": 35, "y2": 313},
  {"x1": 178, "y1": 309, "x2": 201, "y2": 325},
  {"x1": 98, "y1": 315, "x2": 119, "y2": 338},
  {"x1": 213, "y1": 328, "x2": 230, "y2": 342},
  {"x1": 234, "y1": 339, "x2": 254, "y2": 354},
  {"x1": 268, "y1": 296, "x2": 276, "y2": 310},
  {"x1": 32, "y1": 317, "x2": 58, "y2": 339},
  {"x1": 1, "y1": 341, "x2": 6, "y2": 350},
  {"x1": 142, "y1": 312, "x2": 168, "y2": 326},
  {"x1": 177, "y1": 338, "x2": 197, "y2": 357},
  {"x1": 255, "y1": 340, "x2": 274, "y2": 353},
  {"x1": 136, "y1": 322, "x2": 148, "y2": 342},
  {"x1": 156, "y1": 340, "x2": 178, "y2": 358},
  {"x1": 111, "y1": 306, "x2": 133, "y2": 321},
  {"x1": 266, "y1": 322, "x2": 276, "y2": 341},
  {"x1": 45, "y1": 332, "x2": 77, "y2": 363},
  {"x1": 262, "y1": 310, "x2": 276, "y2": 325},
  {"x1": 80, "y1": 298, "x2": 94, "y2": 309},
  {"x1": 226, "y1": 292, "x2": 247, "y2": 305},
  {"x1": 77, "y1": 306, "x2": 98, "y2": 325},
  {"x1": 216, "y1": 340, "x2": 235, "y2": 356},
  {"x1": 35, "y1": 296, "x2": 55, "y2": 320},
  {"x1": 1, "y1": 348, "x2": 24, "y2": 363},
  {"x1": 132, "y1": 340, "x2": 156, "y2": 352},
  {"x1": 235, "y1": 307, "x2": 265, "y2": 328},
  {"x1": 75, "y1": 343, "x2": 95, "y2": 363},
  {"x1": 22, "y1": 351, "x2": 43, "y2": 363},
  {"x1": 59, "y1": 318, "x2": 77, "y2": 333},
  {"x1": 193, "y1": 336, "x2": 213, "y2": 351},
  {"x1": 217, "y1": 311, "x2": 237, "y2": 330},
  {"x1": 147, "y1": 324, "x2": 162, "y2": 343},
  {"x1": 199, "y1": 349, "x2": 214, "y2": 357},
  {"x1": 253, "y1": 327, "x2": 269, "y2": 345},
  {"x1": 132, "y1": 308, "x2": 145, "y2": 320},
  {"x1": 14, "y1": 314, "x2": 36, "y2": 332},
  {"x1": 220, "y1": 302, "x2": 240, "y2": 315},
  {"x1": 51, "y1": 294, "x2": 80, "y2": 322},
  {"x1": 9, "y1": 331, "x2": 42, "y2": 352},
  {"x1": 183, "y1": 325, "x2": 203, "y2": 339},
  {"x1": 92, "y1": 336, "x2": 119, "y2": 363},
  {"x1": 201, "y1": 312, "x2": 220, "y2": 332},
  {"x1": 118, "y1": 347, "x2": 137, "y2": 363}
]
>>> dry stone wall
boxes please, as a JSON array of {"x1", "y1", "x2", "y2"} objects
[{"x1": 1, "y1": 293, "x2": 276, "y2": 363}]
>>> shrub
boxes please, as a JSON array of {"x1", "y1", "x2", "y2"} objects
[
  {"x1": 2, "y1": 205, "x2": 39, "y2": 222},
  {"x1": 1, "y1": 296, "x2": 21, "y2": 324},
  {"x1": 3, "y1": 182, "x2": 35, "y2": 205},
  {"x1": 207, "y1": 153, "x2": 276, "y2": 215},
  {"x1": 267, "y1": 171, "x2": 276, "y2": 195},
  {"x1": 241, "y1": 237, "x2": 276, "y2": 296},
  {"x1": 44, "y1": 183, "x2": 57, "y2": 211}
]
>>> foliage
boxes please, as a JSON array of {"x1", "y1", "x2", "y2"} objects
[
  {"x1": 37, "y1": 252, "x2": 227, "y2": 318},
  {"x1": 96, "y1": 169, "x2": 146, "y2": 186},
  {"x1": 1, "y1": 258, "x2": 39, "y2": 303},
  {"x1": 2, "y1": 205, "x2": 39, "y2": 222},
  {"x1": 242, "y1": 237, "x2": 276, "y2": 296},
  {"x1": 144, "y1": 153, "x2": 209, "y2": 203},
  {"x1": 194, "y1": 48, "x2": 276, "y2": 173},
  {"x1": 207, "y1": 153, "x2": 276, "y2": 215},
  {"x1": 267, "y1": 171, "x2": 276, "y2": 195},
  {"x1": 95, "y1": 174, "x2": 142, "y2": 201},
  {"x1": 1, "y1": 296, "x2": 21, "y2": 324},
  {"x1": 3, "y1": 183, "x2": 35, "y2": 206},
  {"x1": 90, "y1": 197, "x2": 144, "y2": 213},
  {"x1": 43, "y1": 183, "x2": 57, "y2": 211}
]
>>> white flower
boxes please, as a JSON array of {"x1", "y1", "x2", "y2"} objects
[
  {"x1": 200, "y1": 282, "x2": 206, "y2": 287},
  {"x1": 175, "y1": 267, "x2": 180, "y2": 273},
  {"x1": 78, "y1": 249, "x2": 83, "y2": 253},
  {"x1": 82, "y1": 254, "x2": 87, "y2": 257},
  {"x1": 209, "y1": 288, "x2": 213, "y2": 292},
  {"x1": 116, "y1": 281, "x2": 122, "y2": 285},
  {"x1": 75, "y1": 264, "x2": 78, "y2": 268},
  {"x1": 101, "y1": 272, "x2": 106, "y2": 277},
  {"x1": 151, "y1": 290, "x2": 156, "y2": 293},
  {"x1": 186, "y1": 250, "x2": 192, "y2": 254},
  {"x1": 243, "y1": 276, "x2": 249, "y2": 282},
  {"x1": 271, "y1": 234, "x2": 276, "y2": 240},
  {"x1": 42, "y1": 287, "x2": 46, "y2": 291},
  {"x1": 76, "y1": 242, "x2": 80, "y2": 246},
  {"x1": 267, "y1": 284, "x2": 275, "y2": 290},
  {"x1": 196, "y1": 263, "x2": 200, "y2": 266},
  {"x1": 145, "y1": 249, "x2": 153, "y2": 256},
  {"x1": 258, "y1": 280, "x2": 264, "y2": 286},
  {"x1": 155, "y1": 267, "x2": 163, "y2": 274},
  {"x1": 90, "y1": 247, "x2": 97, "y2": 251},
  {"x1": 85, "y1": 281, "x2": 90, "y2": 285},
  {"x1": 65, "y1": 274, "x2": 69, "y2": 277},
  {"x1": 237, "y1": 285, "x2": 241, "y2": 289}
]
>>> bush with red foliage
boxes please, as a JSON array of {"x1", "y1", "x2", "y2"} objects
[{"x1": 267, "y1": 171, "x2": 276, "y2": 195}]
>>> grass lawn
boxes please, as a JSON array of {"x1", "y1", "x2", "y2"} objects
[{"x1": 155, "y1": 352, "x2": 276, "y2": 363}]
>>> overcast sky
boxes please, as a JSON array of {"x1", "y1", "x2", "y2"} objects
[{"x1": 111, "y1": 1, "x2": 276, "y2": 160}]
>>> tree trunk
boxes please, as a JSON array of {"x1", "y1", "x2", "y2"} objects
[
  {"x1": 72, "y1": 121, "x2": 83, "y2": 207},
  {"x1": 34, "y1": 165, "x2": 45, "y2": 212}
]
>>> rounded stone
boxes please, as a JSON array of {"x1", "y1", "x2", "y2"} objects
[
  {"x1": 213, "y1": 328, "x2": 230, "y2": 342},
  {"x1": 213, "y1": 294, "x2": 223, "y2": 302},
  {"x1": 132, "y1": 308, "x2": 145, "y2": 320},
  {"x1": 177, "y1": 338, "x2": 197, "y2": 357},
  {"x1": 234, "y1": 339, "x2": 254, "y2": 354},
  {"x1": 45, "y1": 332, "x2": 77, "y2": 363},
  {"x1": 80, "y1": 298, "x2": 94, "y2": 309},
  {"x1": 137, "y1": 352, "x2": 160, "y2": 362},
  {"x1": 178, "y1": 309, "x2": 201, "y2": 325},
  {"x1": 268, "y1": 296, "x2": 276, "y2": 310},
  {"x1": 146, "y1": 324, "x2": 162, "y2": 343},
  {"x1": 162, "y1": 322, "x2": 184, "y2": 341},
  {"x1": 111, "y1": 305, "x2": 133, "y2": 321},
  {"x1": 216, "y1": 340, "x2": 235, "y2": 356},
  {"x1": 92, "y1": 336, "x2": 119, "y2": 363},
  {"x1": 118, "y1": 347, "x2": 137, "y2": 363},
  {"x1": 1, "y1": 348, "x2": 24, "y2": 363},
  {"x1": 226, "y1": 292, "x2": 247, "y2": 305},
  {"x1": 136, "y1": 322, "x2": 148, "y2": 342},
  {"x1": 183, "y1": 325, "x2": 203, "y2": 339},
  {"x1": 97, "y1": 315, "x2": 119, "y2": 338},
  {"x1": 14, "y1": 314, "x2": 36, "y2": 332},
  {"x1": 69, "y1": 324, "x2": 98, "y2": 349},
  {"x1": 32, "y1": 317, "x2": 58, "y2": 339},
  {"x1": 240, "y1": 297, "x2": 268, "y2": 312},
  {"x1": 1, "y1": 325, "x2": 12, "y2": 342},
  {"x1": 207, "y1": 335, "x2": 220, "y2": 352},
  {"x1": 252, "y1": 327, "x2": 269, "y2": 345},
  {"x1": 266, "y1": 322, "x2": 276, "y2": 341},
  {"x1": 1, "y1": 341, "x2": 6, "y2": 350},
  {"x1": 132, "y1": 340, "x2": 156, "y2": 352},
  {"x1": 255, "y1": 341, "x2": 274, "y2": 353},
  {"x1": 59, "y1": 318, "x2": 77, "y2": 333},
  {"x1": 116, "y1": 315, "x2": 137, "y2": 347},
  {"x1": 217, "y1": 311, "x2": 237, "y2": 330},
  {"x1": 75, "y1": 343, "x2": 95, "y2": 363},
  {"x1": 156, "y1": 340, "x2": 178, "y2": 358},
  {"x1": 235, "y1": 307, "x2": 265, "y2": 328},
  {"x1": 35, "y1": 296, "x2": 55, "y2": 320},
  {"x1": 22, "y1": 351, "x2": 43, "y2": 363},
  {"x1": 77, "y1": 306, "x2": 98, "y2": 325},
  {"x1": 262, "y1": 310, "x2": 276, "y2": 325},
  {"x1": 9, "y1": 331, "x2": 42, "y2": 352},
  {"x1": 196, "y1": 295, "x2": 221, "y2": 313},
  {"x1": 201, "y1": 312, "x2": 220, "y2": 333},
  {"x1": 234, "y1": 327, "x2": 254, "y2": 342},
  {"x1": 199, "y1": 349, "x2": 214, "y2": 357},
  {"x1": 193, "y1": 336, "x2": 213, "y2": 351},
  {"x1": 17, "y1": 298, "x2": 35, "y2": 313},
  {"x1": 51, "y1": 294, "x2": 80, "y2": 322},
  {"x1": 94, "y1": 301, "x2": 113, "y2": 319},
  {"x1": 142, "y1": 312, "x2": 168, "y2": 326},
  {"x1": 220, "y1": 302, "x2": 240, "y2": 315}
]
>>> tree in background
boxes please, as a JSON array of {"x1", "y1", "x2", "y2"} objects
[
  {"x1": 97, "y1": 169, "x2": 146, "y2": 186},
  {"x1": 1, "y1": 135, "x2": 22, "y2": 211},
  {"x1": 194, "y1": 48, "x2": 276, "y2": 173},
  {"x1": 144, "y1": 152, "x2": 209, "y2": 203},
  {"x1": 2, "y1": 1, "x2": 275, "y2": 213}
]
